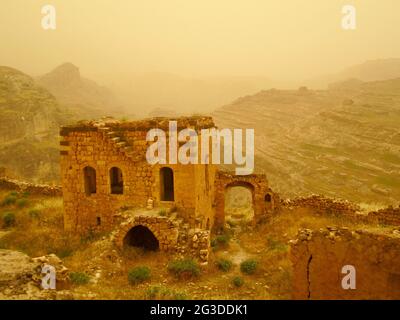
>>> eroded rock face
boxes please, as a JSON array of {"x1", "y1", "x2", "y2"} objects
[
  {"x1": 0, "y1": 250, "x2": 70, "y2": 300},
  {"x1": 290, "y1": 227, "x2": 400, "y2": 299},
  {"x1": 0, "y1": 250, "x2": 36, "y2": 284}
]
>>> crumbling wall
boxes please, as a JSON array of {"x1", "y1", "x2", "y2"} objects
[
  {"x1": 284, "y1": 195, "x2": 400, "y2": 226},
  {"x1": 283, "y1": 195, "x2": 360, "y2": 217},
  {"x1": 0, "y1": 178, "x2": 62, "y2": 197},
  {"x1": 368, "y1": 206, "x2": 400, "y2": 226},
  {"x1": 290, "y1": 227, "x2": 400, "y2": 299}
]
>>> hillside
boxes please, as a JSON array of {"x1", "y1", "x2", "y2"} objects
[
  {"x1": 307, "y1": 58, "x2": 400, "y2": 89},
  {"x1": 38, "y1": 63, "x2": 128, "y2": 118},
  {"x1": 0, "y1": 66, "x2": 72, "y2": 182},
  {"x1": 213, "y1": 80, "x2": 400, "y2": 206}
]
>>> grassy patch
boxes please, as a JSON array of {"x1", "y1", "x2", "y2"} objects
[
  {"x1": 2, "y1": 212, "x2": 15, "y2": 228},
  {"x1": 168, "y1": 258, "x2": 200, "y2": 279},
  {"x1": 16, "y1": 198, "x2": 28, "y2": 208},
  {"x1": 128, "y1": 266, "x2": 151, "y2": 285},
  {"x1": 266, "y1": 237, "x2": 288, "y2": 252},
  {"x1": 1, "y1": 195, "x2": 17, "y2": 206},
  {"x1": 145, "y1": 286, "x2": 188, "y2": 300},
  {"x1": 70, "y1": 272, "x2": 90, "y2": 285},
  {"x1": 211, "y1": 233, "x2": 231, "y2": 249}
]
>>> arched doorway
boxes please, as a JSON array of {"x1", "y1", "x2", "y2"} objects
[
  {"x1": 224, "y1": 183, "x2": 255, "y2": 228},
  {"x1": 123, "y1": 225, "x2": 159, "y2": 251},
  {"x1": 160, "y1": 167, "x2": 174, "y2": 201}
]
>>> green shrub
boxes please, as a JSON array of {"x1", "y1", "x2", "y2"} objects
[
  {"x1": 240, "y1": 259, "x2": 258, "y2": 275},
  {"x1": 16, "y1": 198, "x2": 28, "y2": 208},
  {"x1": 128, "y1": 266, "x2": 151, "y2": 285},
  {"x1": 1, "y1": 195, "x2": 17, "y2": 206},
  {"x1": 28, "y1": 209, "x2": 41, "y2": 219},
  {"x1": 158, "y1": 209, "x2": 167, "y2": 217},
  {"x1": 70, "y1": 272, "x2": 90, "y2": 285},
  {"x1": 216, "y1": 258, "x2": 233, "y2": 272},
  {"x1": 21, "y1": 191, "x2": 30, "y2": 198},
  {"x1": 8, "y1": 191, "x2": 18, "y2": 197},
  {"x1": 211, "y1": 233, "x2": 231, "y2": 249},
  {"x1": 232, "y1": 276, "x2": 244, "y2": 287},
  {"x1": 2, "y1": 212, "x2": 16, "y2": 228},
  {"x1": 168, "y1": 258, "x2": 200, "y2": 279},
  {"x1": 215, "y1": 234, "x2": 230, "y2": 245}
]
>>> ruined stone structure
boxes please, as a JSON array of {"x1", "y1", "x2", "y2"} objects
[
  {"x1": 0, "y1": 178, "x2": 62, "y2": 197},
  {"x1": 59, "y1": 116, "x2": 276, "y2": 261},
  {"x1": 290, "y1": 227, "x2": 400, "y2": 299},
  {"x1": 284, "y1": 195, "x2": 400, "y2": 226}
]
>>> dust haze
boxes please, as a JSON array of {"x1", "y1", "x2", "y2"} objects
[{"x1": 2, "y1": 0, "x2": 400, "y2": 114}]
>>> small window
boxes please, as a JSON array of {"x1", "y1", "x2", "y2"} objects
[
  {"x1": 83, "y1": 166, "x2": 96, "y2": 196},
  {"x1": 265, "y1": 194, "x2": 272, "y2": 202},
  {"x1": 110, "y1": 167, "x2": 123, "y2": 194},
  {"x1": 160, "y1": 167, "x2": 174, "y2": 201}
]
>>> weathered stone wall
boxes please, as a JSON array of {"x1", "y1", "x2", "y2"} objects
[
  {"x1": 368, "y1": 206, "x2": 400, "y2": 226},
  {"x1": 0, "y1": 178, "x2": 62, "y2": 197},
  {"x1": 283, "y1": 195, "x2": 400, "y2": 226},
  {"x1": 290, "y1": 227, "x2": 400, "y2": 299},
  {"x1": 60, "y1": 116, "x2": 217, "y2": 233},
  {"x1": 283, "y1": 195, "x2": 360, "y2": 217},
  {"x1": 214, "y1": 171, "x2": 273, "y2": 230}
]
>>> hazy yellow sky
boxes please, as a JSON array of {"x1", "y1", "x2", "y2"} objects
[{"x1": 1, "y1": 0, "x2": 400, "y2": 82}]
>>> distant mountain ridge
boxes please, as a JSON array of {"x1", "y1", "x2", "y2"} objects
[
  {"x1": 37, "y1": 63, "x2": 126, "y2": 118},
  {"x1": 306, "y1": 58, "x2": 400, "y2": 89}
]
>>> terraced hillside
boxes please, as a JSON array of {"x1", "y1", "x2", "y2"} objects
[{"x1": 213, "y1": 80, "x2": 400, "y2": 206}]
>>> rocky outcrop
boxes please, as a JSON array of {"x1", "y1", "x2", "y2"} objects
[{"x1": 0, "y1": 250, "x2": 70, "y2": 300}]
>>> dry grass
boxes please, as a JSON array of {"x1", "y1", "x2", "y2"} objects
[{"x1": 0, "y1": 189, "x2": 394, "y2": 300}]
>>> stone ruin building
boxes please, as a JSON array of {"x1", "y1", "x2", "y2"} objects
[{"x1": 59, "y1": 116, "x2": 277, "y2": 262}]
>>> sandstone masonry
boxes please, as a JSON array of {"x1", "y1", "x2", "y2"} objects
[{"x1": 60, "y1": 116, "x2": 277, "y2": 262}]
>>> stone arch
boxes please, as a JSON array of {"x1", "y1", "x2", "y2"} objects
[
  {"x1": 83, "y1": 166, "x2": 96, "y2": 196},
  {"x1": 109, "y1": 166, "x2": 124, "y2": 194},
  {"x1": 214, "y1": 171, "x2": 269, "y2": 230},
  {"x1": 123, "y1": 225, "x2": 159, "y2": 251},
  {"x1": 223, "y1": 181, "x2": 255, "y2": 224},
  {"x1": 114, "y1": 216, "x2": 179, "y2": 252}
]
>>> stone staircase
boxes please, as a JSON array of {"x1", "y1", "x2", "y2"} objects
[{"x1": 97, "y1": 126, "x2": 139, "y2": 160}]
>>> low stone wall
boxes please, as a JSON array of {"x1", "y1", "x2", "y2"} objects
[
  {"x1": 0, "y1": 178, "x2": 62, "y2": 197},
  {"x1": 290, "y1": 227, "x2": 400, "y2": 299},
  {"x1": 368, "y1": 206, "x2": 400, "y2": 226},
  {"x1": 283, "y1": 195, "x2": 400, "y2": 226},
  {"x1": 283, "y1": 195, "x2": 360, "y2": 217}
]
